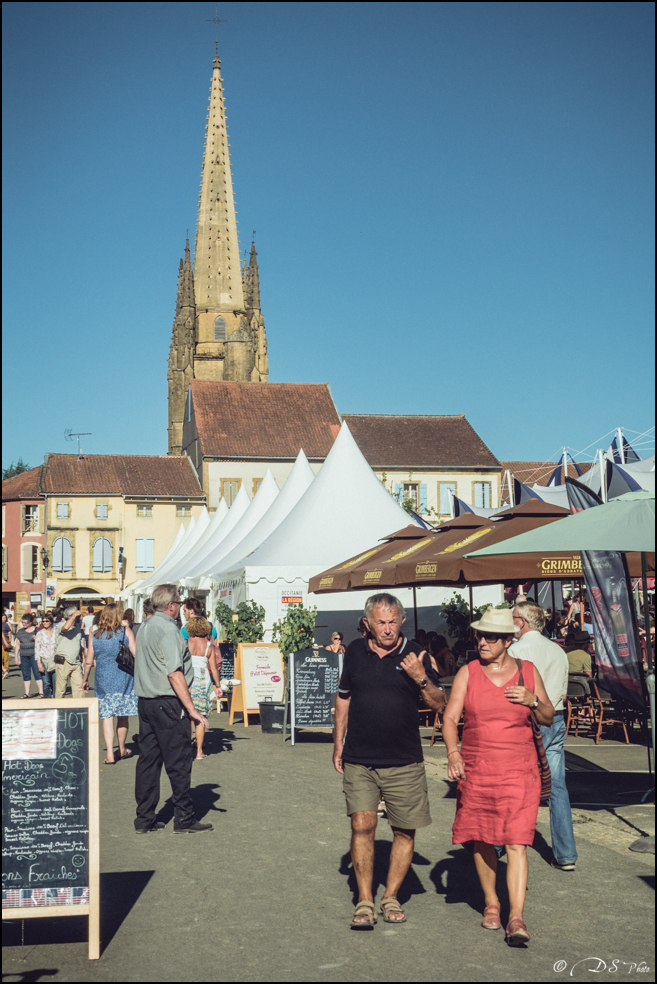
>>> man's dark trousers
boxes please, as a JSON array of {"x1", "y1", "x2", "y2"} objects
[{"x1": 135, "y1": 696, "x2": 195, "y2": 829}]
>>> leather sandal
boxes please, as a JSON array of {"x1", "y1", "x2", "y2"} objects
[
  {"x1": 481, "y1": 903, "x2": 502, "y2": 930},
  {"x1": 351, "y1": 899, "x2": 376, "y2": 930},
  {"x1": 506, "y1": 917, "x2": 530, "y2": 946},
  {"x1": 379, "y1": 896, "x2": 406, "y2": 923}
]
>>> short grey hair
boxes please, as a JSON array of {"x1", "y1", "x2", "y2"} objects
[
  {"x1": 63, "y1": 606, "x2": 77, "y2": 618},
  {"x1": 364, "y1": 592, "x2": 406, "y2": 621},
  {"x1": 151, "y1": 584, "x2": 180, "y2": 611},
  {"x1": 515, "y1": 601, "x2": 546, "y2": 632}
]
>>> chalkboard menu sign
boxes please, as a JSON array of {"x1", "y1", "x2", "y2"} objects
[
  {"x1": 2, "y1": 698, "x2": 100, "y2": 960},
  {"x1": 289, "y1": 648, "x2": 341, "y2": 744},
  {"x1": 218, "y1": 642, "x2": 235, "y2": 684}
]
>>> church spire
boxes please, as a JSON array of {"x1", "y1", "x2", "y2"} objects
[
  {"x1": 194, "y1": 51, "x2": 244, "y2": 314},
  {"x1": 243, "y1": 238, "x2": 261, "y2": 310}
]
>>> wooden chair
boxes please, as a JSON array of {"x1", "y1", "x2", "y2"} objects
[
  {"x1": 565, "y1": 675, "x2": 596, "y2": 737},
  {"x1": 590, "y1": 680, "x2": 629, "y2": 744}
]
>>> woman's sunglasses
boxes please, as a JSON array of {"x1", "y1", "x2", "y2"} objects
[{"x1": 475, "y1": 631, "x2": 506, "y2": 642}]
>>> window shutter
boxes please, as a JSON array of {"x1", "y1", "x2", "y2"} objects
[
  {"x1": 21, "y1": 505, "x2": 26, "y2": 536},
  {"x1": 21, "y1": 546, "x2": 31, "y2": 582},
  {"x1": 2, "y1": 545, "x2": 7, "y2": 582},
  {"x1": 145, "y1": 538, "x2": 154, "y2": 571},
  {"x1": 62, "y1": 538, "x2": 73, "y2": 572},
  {"x1": 419, "y1": 484, "x2": 428, "y2": 513},
  {"x1": 53, "y1": 537, "x2": 63, "y2": 572},
  {"x1": 38, "y1": 505, "x2": 45, "y2": 531},
  {"x1": 394, "y1": 483, "x2": 403, "y2": 502},
  {"x1": 136, "y1": 538, "x2": 145, "y2": 571},
  {"x1": 93, "y1": 537, "x2": 112, "y2": 572}
]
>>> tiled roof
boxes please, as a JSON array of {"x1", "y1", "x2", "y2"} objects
[
  {"x1": 500, "y1": 461, "x2": 594, "y2": 485},
  {"x1": 342, "y1": 415, "x2": 500, "y2": 469},
  {"x1": 190, "y1": 381, "x2": 341, "y2": 458},
  {"x1": 2, "y1": 466, "x2": 44, "y2": 501},
  {"x1": 41, "y1": 455, "x2": 204, "y2": 497}
]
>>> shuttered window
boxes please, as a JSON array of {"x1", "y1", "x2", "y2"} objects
[
  {"x1": 21, "y1": 505, "x2": 39, "y2": 534},
  {"x1": 92, "y1": 537, "x2": 113, "y2": 572},
  {"x1": 21, "y1": 544, "x2": 39, "y2": 582},
  {"x1": 222, "y1": 481, "x2": 239, "y2": 506},
  {"x1": 57, "y1": 503, "x2": 69, "y2": 519},
  {"x1": 135, "y1": 538, "x2": 154, "y2": 571},
  {"x1": 52, "y1": 537, "x2": 73, "y2": 572},
  {"x1": 96, "y1": 503, "x2": 108, "y2": 519},
  {"x1": 474, "y1": 482, "x2": 492, "y2": 508},
  {"x1": 439, "y1": 483, "x2": 456, "y2": 514}
]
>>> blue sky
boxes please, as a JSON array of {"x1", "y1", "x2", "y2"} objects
[{"x1": 2, "y1": 1, "x2": 655, "y2": 470}]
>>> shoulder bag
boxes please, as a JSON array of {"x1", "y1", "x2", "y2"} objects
[
  {"x1": 116, "y1": 630, "x2": 135, "y2": 676},
  {"x1": 514, "y1": 658, "x2": 551, "y2": 803}
]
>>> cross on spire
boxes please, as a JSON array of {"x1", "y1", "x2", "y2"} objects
[{"x1": 206, "y1": 4, "x2": 228, "y2": 57}]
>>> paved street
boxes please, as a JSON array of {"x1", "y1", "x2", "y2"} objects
[{"x1": 2, "y1": 668, "x2": 655, "y2": 983}]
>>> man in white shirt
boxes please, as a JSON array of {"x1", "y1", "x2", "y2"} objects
[
  {"x1": 510, "y1": 601, "x2": 577, "y2": 871},
  {"x1": 82, "y1": 606, "x2": 96, "y2": 635}
]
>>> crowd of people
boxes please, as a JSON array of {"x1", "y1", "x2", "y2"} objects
[{"x1": 2, "y1": 584, "x2": 652, "y2": 946}]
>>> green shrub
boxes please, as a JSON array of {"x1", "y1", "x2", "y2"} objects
[
  {"x1": 215, "y1": 600, "x2": 266, "y2": 644},
  {"x1": 271, "y1": 603, "x2": 318, "y2": 660}
]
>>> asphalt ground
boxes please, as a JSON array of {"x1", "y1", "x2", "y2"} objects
[{"x1": 2, "y1": 666, "x2": 655, "y2": 983}]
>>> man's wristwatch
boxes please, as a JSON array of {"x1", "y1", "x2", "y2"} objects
[{"x1": 418, "y1": 677, "x2": 429, "y2": 689}]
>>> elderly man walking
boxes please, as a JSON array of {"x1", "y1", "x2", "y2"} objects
[
  {"x1": 134, "y1": 584, "x2": 213, "y2": 834},
  {"x1": 511, "y1": 600, "x2": 577, "y2": 871},
  {"x1": 333, "y1": 592, "x2": 445, "y2": 928}
]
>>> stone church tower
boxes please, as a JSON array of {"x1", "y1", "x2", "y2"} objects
[{"x1": 168, "y1": 51, "x2": 268, "y2": 455}]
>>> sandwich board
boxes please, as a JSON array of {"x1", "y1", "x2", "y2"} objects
[{"x1": 229, "y1": 643, "x2": 284, "y2": 726}]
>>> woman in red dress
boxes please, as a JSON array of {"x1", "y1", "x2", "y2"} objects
[{"x1": 442, "y1": 608, "x2": 554, "y2": 946}]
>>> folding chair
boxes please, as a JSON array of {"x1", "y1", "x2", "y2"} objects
[
  {"x1": 565, "y1": 675, "x2": 596, "y2": 737},
  {"x1": 590, "y1": 680, "x2": 629, "y2": 744}
]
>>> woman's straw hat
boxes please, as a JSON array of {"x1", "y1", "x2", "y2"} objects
[{"x1": 470, "y1": 607, "x2": 516, "y2": 634}]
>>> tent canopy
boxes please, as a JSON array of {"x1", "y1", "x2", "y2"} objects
[
  {"x1": 466, "y1": 491, "x2": 656, "y2": 557},
  {"x1": 225, "y1": 421, "x2": 413, "y2": 574}
]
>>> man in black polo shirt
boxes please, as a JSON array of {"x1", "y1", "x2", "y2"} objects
[{"x1": 333, "y1": 592, "x2": 445, "y2": 929}]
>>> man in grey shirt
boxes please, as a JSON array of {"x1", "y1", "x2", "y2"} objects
[{"x1": 134, "y1": 584, "x2": 213, "y2": 834}]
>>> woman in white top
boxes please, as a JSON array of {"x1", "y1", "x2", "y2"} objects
[{"x1": 185, "y1": 617, "x2": 222, "y2": 759}]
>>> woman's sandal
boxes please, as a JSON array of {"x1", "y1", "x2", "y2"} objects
[
  {"x1": 351, "y1": 900, "x2": 377, "y2": 930},
  {"x1": 505, "y1": 917, "x2": 531, "y2": 946},
  {"x1": 379, "y1": 896, "x2": 406, "y2": 923},
  {"x1": 103, "y1": 759, "x2": 115, "y2": 765},
  {"x1": 481, "y1": 903, "x2": 502, "y2": 930},
  {"x1": 120, "y1": 749, "x2": 133, "y2": 759}
]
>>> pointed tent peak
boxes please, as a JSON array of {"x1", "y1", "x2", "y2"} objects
[
  {"x1": 252, "y1": 469, "x2": 279, "y2": 500},
  {"x1": 213, "y1": 498, "x2": 229, "y2": 523},
  {"x1": 237, "y1": 417, "x2": 414, "y2": 570}
]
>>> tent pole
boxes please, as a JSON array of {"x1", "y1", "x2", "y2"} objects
[
  {"x1": 640, "y1": 552, "x2": 655, "y2": 797},
  {"x1": 413, "y1": 586, "x2": 418, "y2": 637},
  {"x1": 579, "y1": 582, "x2": 585, "y2": 632},
  {"x1": 598, "y1": 449, "x2": 607, "y2": 503},
  {"x1": 551, "y1": 580, "x2": 556, "y2": 637},
  {"x1": 468, "y1": 585, "x2": 474, "y2": 622}
]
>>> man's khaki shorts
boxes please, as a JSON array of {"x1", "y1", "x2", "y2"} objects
[{"x1": 343, "y1": 762, "x2": 431, "y2": 829}]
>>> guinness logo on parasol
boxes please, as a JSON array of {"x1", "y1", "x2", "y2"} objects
[
  {"x1": 415, "y1": 563, "x2": 437, "y2": 576},
  {"x1": 364, "y1": 570, "x2": 383, "y2": 582},
  {"x1": 319, "y1": 577, "x2": 334, "y2": 588}
]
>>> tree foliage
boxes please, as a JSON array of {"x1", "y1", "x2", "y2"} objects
[
  {"x1": 215, "y1": 600, "x2": 266, "y2": 644},
  {"x1": 271, "y1": 603, "x2": 318, "y2": 659},
  {"x1": 2, "y1": 459, "x2": 31, "y2": 481}
]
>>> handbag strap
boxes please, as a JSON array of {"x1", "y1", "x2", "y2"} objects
[{"x1": 513, "y1": 657, "x2": 541, "y2": 729}]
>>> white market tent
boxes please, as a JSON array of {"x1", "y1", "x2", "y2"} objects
[
  {"x1": 181, "y1": 468, "x2": 281, "y2": 583},
  {"x1": 198, "y1": 449, "x2": 316, "y2": 582},
  {"x1": 158, "y1": 493, "x2": 242, "y2": 587},
  {"x1": 136, "y1": 505, "x2": 213, "y2": 593},
  {"x1": 210, "y1": 421, "x2": 502, "y2": 641}
]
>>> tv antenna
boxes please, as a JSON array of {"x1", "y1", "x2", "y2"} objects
[{"x1": 65, "y1": 429, "x2": 92, "y2": 458}]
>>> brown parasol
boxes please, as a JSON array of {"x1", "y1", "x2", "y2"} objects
[{"x1": 309, "y1": 501, "x2": 653, "y2": 595}]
